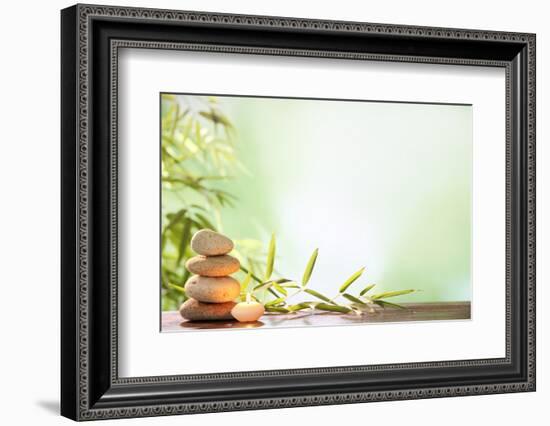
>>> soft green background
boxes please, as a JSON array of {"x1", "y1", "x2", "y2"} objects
[{"x1": 165, "y1": 95, "x2": 472, "y2": 303}]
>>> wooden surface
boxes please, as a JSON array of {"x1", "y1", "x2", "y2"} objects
[{"x1": 161, "y1": 302, "x2": 470, "y2": 332}]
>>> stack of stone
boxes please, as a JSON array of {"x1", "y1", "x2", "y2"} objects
[{"x1": 179, "y1": 229, "x2": 241, "y2": 321}]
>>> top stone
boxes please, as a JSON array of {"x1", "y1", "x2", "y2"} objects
[{"x1": 191, "y1": 229, "x2": 234, "y2": 256}]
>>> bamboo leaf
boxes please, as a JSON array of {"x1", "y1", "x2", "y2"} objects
[
  {"x1": 373, "y1": 300, "x2": 407, "y2": 310},
  {"x1": 160, "y1": 267, "x2": 169, "y2": 289},
  {"x1": 253, "y1": 281, "x2": 273, "y2": 291},
  {"x1": 194, "y1": 121, "x2": 202, "y2": 145},
  {"x1": 275, "y1": 278, "x2": 292, "y2": 284},
  {"x1": 265, "y1": 297, "x2": 286, "y2": 307},
  {"x1": 168, "y1": 283, "x2": 186, "y2": 294},
  {"x1": 240, "y1": 271, "x2": 252, "y2": 292},
  {"x1": 176, "y1": 218, "x2": 192, "y2": 266},
  {"x1": 359, "y1": 284, "x2": 376, "y2": 296},
  {"x1": 190, "y1": 204, "x2": 207, "y2": 211},
  {"x1": 264, "y1": 233, "x2": 276, "y2": 281},
  {"x1": 272, "y1": 281, "x2": 287, "y2": 296},
  {"x1": 250, "y1": 281, "x2": 281, "y2": 299},
  {"x1": 267, "y1": 287, "x2": 281, "y2": 299},
  {"x1": 315, "y1": 303, "x2": 352, "y2": 313},
  {"x1": 342, "y1": 293, "x2": 366, "y2": 305},
  {"x1": 338, "y1": 267, "x2": 365, "y2": 293},
  {"x1": 240, "y1": 266, "x2": 263, "y2": 285},
  {"x1": 164, "y1": 208, "x2": 187, "y2": 231},
  {"x1": 265, "y1": 306, "x2": 290, "y2": 313},
  {"x1": 282, "y1": 284, "x2": 301, "y2": 289},
  {"x1": 288, "y1": 303, "x2": 315, "y2": 312},
  {"x1": 371, "y1": 289, "x2": 415, "y2": 300},
  {"x1": 171, "y1": 102, "x2": 179, "y2": 137},
  {"x1": 180, "y1": 116, "x2": 192, "y2": 145},
  {"x1": 304, "y1": 288, "x2": 333, "y2": 303},
  {"x1": 199, "y1": 110, "x2": 234, "y2": 128},
  {"x1": 301, "y1": 248, "x2": 318, "y2": 286},
  {"x1": 194, "y1": 213, "x2": 216, "y2": 232}
]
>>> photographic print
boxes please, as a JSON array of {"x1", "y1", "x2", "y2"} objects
[
  {"x1": 61, "y1": 6, "x2": 535, "y2": 418},
  {"x1": 160, "y1": 93, "x2": 472, "y2": 332},
  {"x1": 61, "y1": 6, "x2": 536, "y2": 418}
]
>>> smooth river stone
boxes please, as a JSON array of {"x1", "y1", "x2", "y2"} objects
[
  {"x1": 185, "y1": 255, "x2": 240, "y2": 277},
  {"x1": 184, "y1": 275, "x2": 240, "y2": 303},
  {"x1": 191, "y1": 229, "x2": 234, "y2": 256},
  {"x1": 179, "y1": 298, "x2": 236, "y2": 321}
]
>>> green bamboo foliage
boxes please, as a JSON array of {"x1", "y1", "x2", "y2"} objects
[
  {"x1": 370, "y1": 289, "x2": 416, "y2": 300},
  {"x1": 236, "y1": 233, "x2": 416, "y2": 315},
  {"x1": 161, "y1": 94, "x2": 264, "y2": 311},
  {"x1": 339, "y1": 267, "x2": 365, "y2": 293},
  {"x1": 359, "y1": 284, "x2": 376, "y2": 296},
  {"x1": 264, "y1": 233, "x2": 276, "y2": 281},
  {"x1": 239, "y1": 270, "x2": 252, "y2": 297},
  {"x1": 301, "y1": 248, "x2": 318, "y2": 286},
  {"x1": 342, "y1": 293, "x2": 366, "y2": 305},
  {"x1": 304, "y1": 288, "x2": 333, "y2": 304}
]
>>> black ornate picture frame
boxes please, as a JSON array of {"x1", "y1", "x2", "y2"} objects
[{"x1": 61, "y1": 4, "x2": 536, "y2": 421}]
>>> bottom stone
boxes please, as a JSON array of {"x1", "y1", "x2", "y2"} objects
[{"x1": 179, "y1": 298, "x2": 236, "y2": 321}]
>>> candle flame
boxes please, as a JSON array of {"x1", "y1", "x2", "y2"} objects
[{"x1": 246, "y1": 293, "x2": 251, "y2": 304}]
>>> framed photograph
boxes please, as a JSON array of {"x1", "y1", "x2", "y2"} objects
[{"x1": 61, "y1": 4, "x2": 536, "y2": 421}]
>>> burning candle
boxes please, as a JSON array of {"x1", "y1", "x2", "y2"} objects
[{"x1": 231, "y1": 293, "x2": 265, "y2": 322}]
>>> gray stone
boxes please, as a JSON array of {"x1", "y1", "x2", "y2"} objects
[
  {"x1": 186, "y1": 254, "x2": 240, "y2": 277},
  {"x1": 191, "y1": 229, "x2": 234, "y2": 256},
  {"x1": 184, "y1": 275, "x2": 240, "y2": 303},
  {"x1": 179, "y1": 298, "x2": 236, "y2": 321}
]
